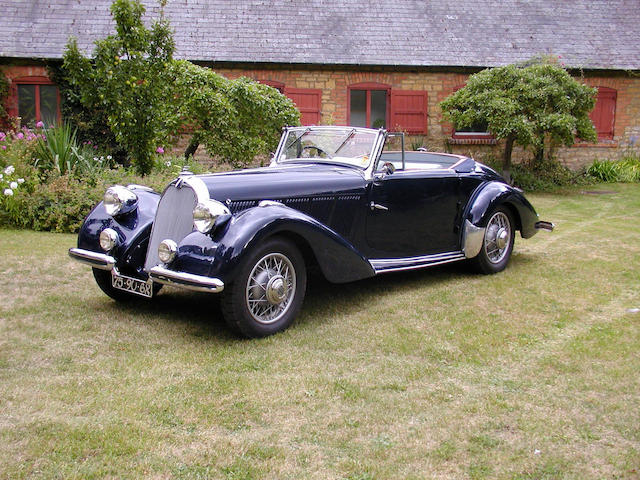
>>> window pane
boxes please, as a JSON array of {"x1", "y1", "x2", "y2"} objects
[
  {"x1": 370, "y1": 90, "x2": 386, "y2": 129},
  {"x1": 350, "y1": 90, "x2": 366, "y2": 127},
  {"x1": 18, "y1": 85, "x2": 36, "y2": 126},
  {"x1": 456, "y1": 121, "x2": 489, "y2": 133},
  {"x1": 39, "y1": 85, "x2": 59, "y2": 126}
]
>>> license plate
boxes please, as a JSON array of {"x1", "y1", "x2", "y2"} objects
[{"x1": 111, "y1": 271, "x2": 153, "y2": 298}]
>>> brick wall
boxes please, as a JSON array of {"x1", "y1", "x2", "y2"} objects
[
  {"x1": 3, "y1": 63, "x2": 639, "y2": 167},
  {"x1": 217, "y1": 66, "x2": 640, "y2": 168}
]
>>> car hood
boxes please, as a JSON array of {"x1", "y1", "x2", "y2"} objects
[{"x1": 196, "y1": 163, "x2": 367, "y2": 203}]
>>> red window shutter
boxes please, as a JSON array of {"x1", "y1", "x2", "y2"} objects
[
  {"x1": 589, "y1": 87, "x2": 616, "y2": 141},
  {"x1": 284, "y1": 88, "x2": 322, "y2": 125},
  {"x1": 390, "y1": 90, "x2": 427, "y2": 134}
]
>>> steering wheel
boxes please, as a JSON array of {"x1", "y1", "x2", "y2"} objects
[{"x1": 300, "y1": 145, "x2": 332, "y2": 158}]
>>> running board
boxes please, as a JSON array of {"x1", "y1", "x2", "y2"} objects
[{"x1": 370, "y1": 251, "x2": 466, "y2": 274}]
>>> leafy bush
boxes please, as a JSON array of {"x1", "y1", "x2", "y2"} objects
[
  {"x1": 441, "y1": 60, "x2": 597, "y2": 181},
  {"x1": 587, "y1": 157, "x2": 640, "y2": 183},
  {"x1": 62, "y1": 0, "x2": 180, "y2": 175}
]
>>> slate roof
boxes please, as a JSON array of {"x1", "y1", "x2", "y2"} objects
[{"x1": 1, "y1": 0, "x2": 639, "y2": 70}]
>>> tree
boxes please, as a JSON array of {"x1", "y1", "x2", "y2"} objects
[
  {"x1": 62, "y1": 0, "x2": 179, "y2": 175},
  {"x1": 172, "y1": 61, "x2": 300, "y2": 167},
  {"x1": 440, "y1": 62, "x2": 597, "y2": 182}
]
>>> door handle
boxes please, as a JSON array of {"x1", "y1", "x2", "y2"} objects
[{"x1": 369, "y1": 202, "x2": 389, "y2": 211}]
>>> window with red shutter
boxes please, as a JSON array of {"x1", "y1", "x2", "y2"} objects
[
  {"x1": 589, "y1": 87, "x2": 616, "y2": 141},
  {"x1": 390, "y1": 90, "x2": 427, "y2": 134},
  {"x1": 283, "y1": 88, "x2": 322, "y2": 125}
]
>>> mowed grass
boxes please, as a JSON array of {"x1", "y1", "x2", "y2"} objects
[{"x1": 1, "y1": 183, "x2": 639, "y2": 479}]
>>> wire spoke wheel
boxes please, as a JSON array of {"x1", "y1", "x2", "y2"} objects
[
  {"x1": 245, "y1": 252, "x2": 296, "y2": 325},
  {"x1": 484, "y1": 211, "x2": 512, "y2": 264}
]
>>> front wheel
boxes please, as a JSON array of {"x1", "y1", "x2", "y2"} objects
[
  {"x1": 221, "y1": 237, "x2": 306, "y2": 338},
  {"x1": 470, "y1": 207, "x2": 515, "y2": 274}
]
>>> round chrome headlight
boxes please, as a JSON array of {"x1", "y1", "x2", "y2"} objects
[
  {"x1": 158, "y1": 239, "x2": 178, "y2": 264},
  {"x1": 193, "y1": 200, "x2": 231, "y2": 234},
  {"x1": 99, "y1": 228, "x2": 118, "y2": 251},
  {"x1": 104, "y1": 185, "x2": 138, "y2": 216}
]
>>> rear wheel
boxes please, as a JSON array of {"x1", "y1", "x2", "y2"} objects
[
  {"x1": 470, "y1": 206, "x2": 515, "y2": 274},
  {"x1": 221, "y1": 237, "x2": 306, "y2": 337}
]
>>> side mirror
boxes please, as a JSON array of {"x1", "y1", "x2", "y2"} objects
[{"x1": 381, "y1": 162, "x2": 396, "y2": 175}]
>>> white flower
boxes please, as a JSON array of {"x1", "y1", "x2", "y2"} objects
[
  {"x1": 10, "y1": 181, "x2": 17, "y2": 189},
  {"x1": 3, "y1": 188, "x2": 13, "y2": 196},
  {"x1": 4, "y1": 165, "x2": 15, "y2": 175},
  {"x1": 0, "y1": 174, "x2": 3, "y2": 180},
  {"x1": 106, "y1": 155, "x2": 112, "y2": 160},
  {"x1": 93, "y1": 157, "x2": 98, "y2": 162},
  {"x1": 165, "y1": 161, "x2": 171, "y2": 167},
  {"x1": 17, "y1": 178, "x2": 24, "y2": 184}
]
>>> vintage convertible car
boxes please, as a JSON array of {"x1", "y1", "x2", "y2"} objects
[{"x1": 69, "y1": 126, "x2": 553, "y2": 337}]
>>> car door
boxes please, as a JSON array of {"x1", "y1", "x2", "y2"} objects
[{"x1": 365, "y1": 169, "x2": 462, "y2": 258}]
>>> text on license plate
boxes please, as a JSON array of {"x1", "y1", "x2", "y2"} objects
[{"x1": 111, "y1": 271, "x2": 153, "y2": 298}]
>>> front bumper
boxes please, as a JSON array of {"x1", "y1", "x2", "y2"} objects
[
  {"x1": 69, "y1": 248, "x2": 115, "y2": 270},
  {"x1": 69, "y1": 247, "x2": 224, "y2": 294},
  {"x1": 149, "y1": 265, "x2": 225, "y2": 293}
]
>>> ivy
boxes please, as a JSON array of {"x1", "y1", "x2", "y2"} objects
[{"x1": 172, "y1": 61, "x2": 300, "y2": 167}]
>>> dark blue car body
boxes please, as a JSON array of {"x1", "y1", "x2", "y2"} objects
[{"x1": 70, "y1": 126, "x2": 551, "y2": 337}]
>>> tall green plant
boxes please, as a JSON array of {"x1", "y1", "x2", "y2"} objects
[
  {"x1": 440, "y1": 61, "x2": 597, "y2": 182},
  {"x1": 62, "y1": 0, "x2": 179, "y2": 175},
  {"x1": 33, "y1": 123, "x2": 78, "y2": 175}
]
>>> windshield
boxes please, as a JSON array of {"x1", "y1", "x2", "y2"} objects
[{"x1": 277, "y1": 127, "x2": 379, "y2": 169}]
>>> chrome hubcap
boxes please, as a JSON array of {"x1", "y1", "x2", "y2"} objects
[
  {"x1": 246, "y1": 253, "x2": 296, "y2": 325},
  {"x1": 485, "y1": 212, "x2": 511, "y2": 264}
]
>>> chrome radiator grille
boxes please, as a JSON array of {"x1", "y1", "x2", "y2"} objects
[{"x1": 144, "y1": 184, "x2": 197, "y2": 272}]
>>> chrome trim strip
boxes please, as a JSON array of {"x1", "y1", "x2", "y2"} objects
[
  {"x1": 68, "y1": 248, "x2": 115, "y2": 270},
  {"x1": 462, "y1": 219, "x2": 486, "y2": 258},
  {"x1": 258, "y1": 200, "x2": 284, "y2": 207},
  {"x1": 149, "y1": 265, "x2": 224, "y2": 293},
  {"x1": 371, "y1": 251, "x2": 465, "y2": 273}
]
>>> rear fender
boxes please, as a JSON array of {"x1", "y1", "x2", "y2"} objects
[
  {"x1": 177, "y1": 204, "x2": 375, "y2": 284},
  {"x1": 465, "y1": 181, "x2": 539, "y2": 238}
]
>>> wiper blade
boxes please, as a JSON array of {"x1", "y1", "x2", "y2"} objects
[
  {"x1": 333, "y1": 128, "x2": 357, "y2": 156},
  {"x1": 284, "y1": 127, "x2": 311, "y2": 151}
]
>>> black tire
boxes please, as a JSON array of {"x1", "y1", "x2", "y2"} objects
[
  {"x1": 470, "y1": 206, "x2": 515, "y2": 274},
  {"x1": 92, "y1": 268, "x2": 161, "y2": 301},
  {"x1": 221, "y1": 237, "x2": 307, "y2": 338}
]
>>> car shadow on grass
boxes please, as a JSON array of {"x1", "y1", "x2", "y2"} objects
[{"x1": 104, "y1": 253, "x2": 537, "y2": 340}]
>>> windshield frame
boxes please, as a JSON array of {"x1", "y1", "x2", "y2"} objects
[{"x1": 274, "y1": 126, "x2": 385, "y2": 171}]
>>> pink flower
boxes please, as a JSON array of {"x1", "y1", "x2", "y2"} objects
[
  {"x1": 16, "y1": 132, "x2": 24, "y2": 140},
  {"x1": 36, "y1": 121, "x2": 45, "y2": 128},
  {"x1": 1, "y1": 146, "x2": 6, "y2": 150},
  {"x1": 156, "y1": 147, "x2": 165, "y2": 154}
]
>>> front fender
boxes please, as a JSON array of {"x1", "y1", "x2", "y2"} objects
[
  {"x1": 465, "y1": 181, "x2": 539, "y2": 238},
  {"x1": 77, "y1": 188, "x2": 160, "y2": 277},
  {"x1": 173, "y1": 204, "x2": 375, "y2": 284}
]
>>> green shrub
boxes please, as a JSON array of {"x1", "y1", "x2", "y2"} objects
[{"x1": 587, "y1": 157, "x2": 640, "y2": 183}]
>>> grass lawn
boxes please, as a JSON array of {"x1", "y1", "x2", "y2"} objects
[{"x1": 1, "y1": 183, "x2": 639, "y2": 479}]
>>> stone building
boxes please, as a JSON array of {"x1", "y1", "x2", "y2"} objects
[{"x1": 1, "y1": 0, "x2": 639, "y2": 167}]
